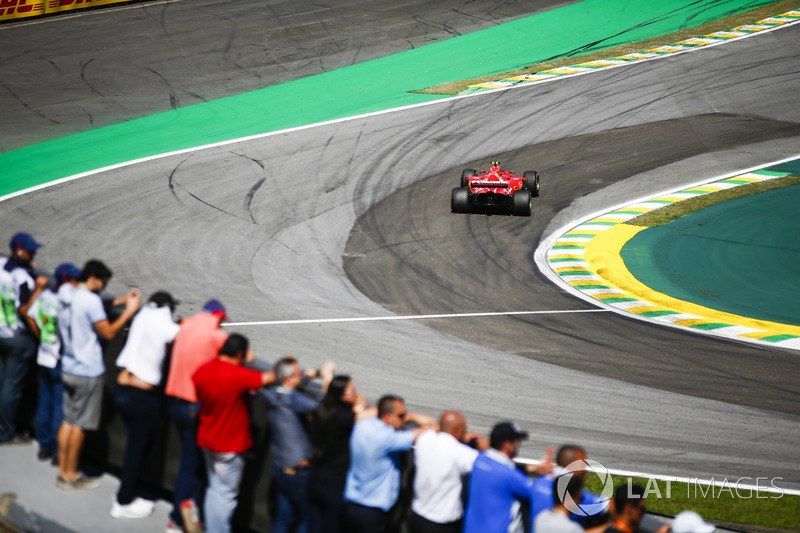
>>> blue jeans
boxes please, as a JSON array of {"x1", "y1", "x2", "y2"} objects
[
  {"x1": 115, "y1": 385, "x2": 160, "y2": 504},
  {"x1": 169, "y1": 399, "x2": 204, "y2": 526},
  {"x1": 273, "y1": 466, "x2": 310, "y2": 533},
  {"x1": 308, "y1": 479, "x2": 346, "y2": 533},
  {"x1": 202, "y1": 449, "x2": 243, "y2": 533},
  {"x1": 35, "y1": 363, "x2": 63, "y2": 455},
  {"x1": 0, "y1": 334, "x2": 37, "y2": 443},
  {"x1": 344, "y1": 501, "x2": 389, "y2": 533}
]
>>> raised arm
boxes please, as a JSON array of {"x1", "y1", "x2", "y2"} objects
[{"x1": 93, "y1": 289, "x2": 141, "y2": 340}]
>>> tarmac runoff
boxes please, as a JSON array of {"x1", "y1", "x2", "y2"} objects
[{"x1": 537, "y1": 156, "x2": 800, "y2": 353}]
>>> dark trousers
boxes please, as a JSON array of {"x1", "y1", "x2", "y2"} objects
[
  {"x1": 344, "y1": 501, "x2": 389, "y2": 533},
  {"x1": 308, "y1": 481, "x2": 346, "y2": 533},
  {"x1": 115, "y1": 385, "x2": 160, "y2": 504},
  {"x1": 0, "y1": 334, "x2": 37, "y2": 443},
  {"x1": 35, "y1": 363, "x2": 63, "y2": 455},
  {"x1": 169, "y1": 398, "x2": 204, "y2": 526},
  {"x1": 273, "y1": 466, "x2": 311, "y2": 533},
  {"x1": 407, "y1": 511, "x2": 462, "y2": 533}
]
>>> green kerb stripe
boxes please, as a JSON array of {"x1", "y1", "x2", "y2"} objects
[
  {"x1": 690, "y1": 322, "x2": 734, "y2": 330},
  {"x1": 751, "y1": 170, "x2": 790, "y2": 177},
  {"x1": 639, "y1": 310, "x2": 680, "y2": 317},
  {"x1": 760, "y1": 334, "x2": 800, "y2": 343}
]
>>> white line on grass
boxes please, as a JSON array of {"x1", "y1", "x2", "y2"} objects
[{"x1": 515, "y1": 458, "x2": 800, "y2": 496}]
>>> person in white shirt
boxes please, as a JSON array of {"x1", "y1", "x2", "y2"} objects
[
  {"x1": 409, "y1": 410, "x2": 486, "y2": 533},
  {"x1": 111, "y1": 291, "x2": 181, "y2": 519}
]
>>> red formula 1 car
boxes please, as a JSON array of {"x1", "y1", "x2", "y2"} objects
[{"x1": 451, "y1": 161, "x2": 540, "y2": 216}]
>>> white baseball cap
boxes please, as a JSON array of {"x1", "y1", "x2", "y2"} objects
[{"x1": 671, "y1": 511, "x2": 715, "y2": 533}]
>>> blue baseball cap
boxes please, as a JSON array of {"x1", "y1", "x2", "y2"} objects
[
  {"x1": 10, "y1": 232, "x2": 43, "y2": 252},
  {"x1": 54, "y1": 263, "x2": 81, "y2": 285},
  {"x1": 202, "y1": 299, "x2": 228, "y2": 320}
]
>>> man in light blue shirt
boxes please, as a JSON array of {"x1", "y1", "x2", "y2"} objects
[
  {"x1": 57, "y1": 260, "x2": 140, "y2": 490},
  {"x1": 344, "y1": 395, "x2": 435, "y2": 533}
]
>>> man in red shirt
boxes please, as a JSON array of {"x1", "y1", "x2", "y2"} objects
[{"x1": 193, "y1": 333, "x2": 275, "y2": 533}]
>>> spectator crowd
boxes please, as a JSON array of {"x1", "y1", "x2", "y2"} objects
[{"x1": 0, "y1": 231, "x2": 718, "y2": 533}]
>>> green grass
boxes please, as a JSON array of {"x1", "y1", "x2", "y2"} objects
[
  {"x1": 583, "y1": 474, "x2": 800, "y2": 531},
  {"x1": 627, "y1": 176, "x2": 800, "y2": 228},
  {"x1": 414, "y1": 0, "x2": 800, "y2": 95}
]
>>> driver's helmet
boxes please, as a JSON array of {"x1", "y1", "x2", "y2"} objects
[{"x1": 490, "y1": 161, "x2": 501, "y2": 174}]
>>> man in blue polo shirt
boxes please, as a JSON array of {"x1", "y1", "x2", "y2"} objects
[
  {"x1": 463, "y1": 421, "x2": 541, "y2": 533},
  {"x1": 344, "y1": 394, "x2": 436, "y2": 533}
]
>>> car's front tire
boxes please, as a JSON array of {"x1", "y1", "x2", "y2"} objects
[
  {"x1": 523, "y1": 171, "x2": 540, "y2": 197},
  {"x1": 461, "y1": 169, "x2": 476, "y2": 188}
]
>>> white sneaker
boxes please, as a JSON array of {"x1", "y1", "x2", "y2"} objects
[{"x1": 110, "y1": 497, "x2": 155, "y2": 519}]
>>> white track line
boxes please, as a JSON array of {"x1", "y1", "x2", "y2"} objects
[
  {"x1": 225, "y1": 308, "x2": 607, "y2": 327},
  {"x1": 515, "y1": 459, "x2": 800, "y2": 496}
]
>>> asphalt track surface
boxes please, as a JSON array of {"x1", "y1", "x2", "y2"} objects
[{"x1": 2, "y1": 0, "x2": 800, "y2": 495}]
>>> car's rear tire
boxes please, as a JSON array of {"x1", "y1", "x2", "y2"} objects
[
  {"x1": 461, "y1": 169, "x2": 476, "y2": 188},
  {"x1": 523, "y1": 171, "x2": 540, "y2": 197},
  {"x1": 512, "y1": 189, "x2": 532, "y2": 216},
  {"x1": 452, "y1": 187, "x2": 471, "y2": 213}
]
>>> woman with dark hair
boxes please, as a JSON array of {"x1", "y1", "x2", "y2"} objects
[{"x1": 307, "y1": 374, "x2": 371, "y2": 533}]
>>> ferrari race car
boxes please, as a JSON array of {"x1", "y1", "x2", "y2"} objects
[{"x1": 451, "y1": 161, "x2": 540, "y2": 216}]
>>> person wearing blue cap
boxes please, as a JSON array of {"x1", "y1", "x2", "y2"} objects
[
  {"x1": 23, "y1": 263, "x2": 82, "y2": 462},
  {"x1": 163, "y1": 298, "x2": 230, "y2": 533},
  {"x1": 463, "y1": 421, "x2": 553, "y2": 533},
  {"x1": 0, "y1": 232, "x2": 45, "y2": 445}
]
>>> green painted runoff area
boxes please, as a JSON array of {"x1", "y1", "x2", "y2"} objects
[
  {"x1": 0, "y1": 0, "x2": 778, "y2": 198},
  {"x1": 621, "y1": 178, "x2": 800, "y2": 328}
]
